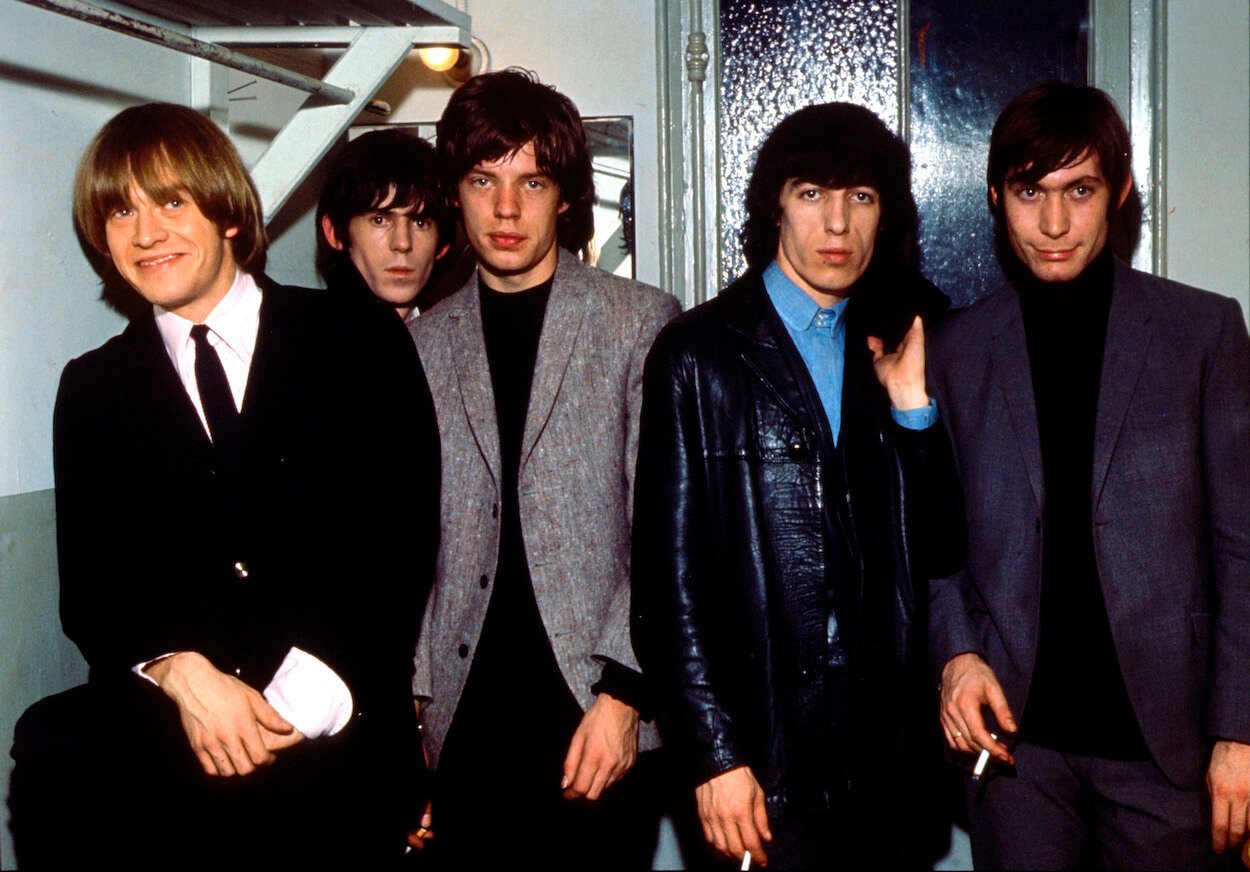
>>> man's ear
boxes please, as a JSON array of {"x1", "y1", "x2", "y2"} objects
[
  {"x1": 224, "y1": 226, "x2": 239, "y2": 239},
  {"x1": 320, "y1": 214, "x2": 347, "y2": 251},
  {"x1": 1116, "y1": 175, "x2": 1132, "y2": 210},
  {"x1": 989, "y1": 187, "x2": 1000, "y2": 209},
  {"x1": 558, "y1": 201, "x2": 569, "y2": 215},
  {"x1": 434, "y1": 242, "x2": 451, "y2": 262}
]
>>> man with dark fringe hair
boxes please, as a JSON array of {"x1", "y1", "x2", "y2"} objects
[
  {"x1": 929, "y1": 81, "x2": 1250, "y2": 869},
  {"x1": 316, "y1": 128, "x2": 453, "y2": 322},
  {"x1": 10, "y1": 102, "x2": 440, "y2": 866},
  {"x1": 408, "y1": 70, "x2": 680, "y2": 867},
  {"x1": 632, "y1": 102, "x2": 961, "y2": 869}
]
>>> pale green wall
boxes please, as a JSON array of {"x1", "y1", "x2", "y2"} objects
[
  {"x1": 0, "y1": 490, "x2": 87, "y2": 868},
  {"x1": 1165, "y1": 1, "x2": 1250, "y2": 310}
]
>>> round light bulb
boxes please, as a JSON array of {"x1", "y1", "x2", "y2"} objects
[{"x1": 419, "y1": 46, "x2": 460, "y2": 72}]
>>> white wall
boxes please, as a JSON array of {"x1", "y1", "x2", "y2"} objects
[
  {"x1": 1165, "y1": 2, "x2": 1250, "y2": 310},
  {"x1": 0, "y1": 4, "x2": 191, "y2": 866},
  {"x1": 0, "y1": 5, "x2": 189, "y2": 496}
]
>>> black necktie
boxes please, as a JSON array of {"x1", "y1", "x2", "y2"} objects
[{"x1": 190, "y1": 324, "x2": 239, "y2": 445}]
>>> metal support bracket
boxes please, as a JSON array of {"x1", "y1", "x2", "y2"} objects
[{"x1": 249, "y1": 26, "x2": 419, "y2": 224}]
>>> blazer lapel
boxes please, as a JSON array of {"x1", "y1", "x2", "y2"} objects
[
  {"x1": 519, "y1": 252, "x2": 591, "y2": 473},
  {"x1": 448, "y1": 277, "x2": 503, "y2": 486},
  {"x1": 129, "y1": 313, "x2": 215, "y2": 457},
  {"x1": 1091, "y1": 261, "x2": 1154, "y2": 508},
  {"x1": 989, "y1": 291, "x2": 1045, "y2": 512}
]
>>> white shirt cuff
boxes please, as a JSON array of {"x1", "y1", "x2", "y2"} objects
[
  {"x1": 263, "y1": 647, "x2": 354, "y2": 738},
  {"x1": 132, "y1": 652, "x2": 177, "y2": 685}
]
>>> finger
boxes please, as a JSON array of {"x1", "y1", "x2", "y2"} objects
[
  {"x1": 752, "y1": 790, "x2": 773, "y2": 846},
  {"x1": 224, "y1": 738, "x2": 259, "y2": 775},
  {"x1": 705, "y1": 809, "x2": 728, "y2": 857},
  {"x1": 208, "y1": 744, "x2": 237, "y2": 777},
  {"x1": 866, "y1": 335, "x2": 885, "y2": 361},
  {"x1": 722, "y1": 812, "x2": 747, "y2": 862},
  {"x1": 585, "y1": 762, "x2": 613, "y2": 801},
  {"x1": 262, "y1": 726, "x2": 305, "y2": 753},
  {"x1": 421, "y1": 802, "x2": 433, "y2": 830},
  {"x1": 1227, "y1": 795, "x2": 1250, "y2": 852},
  {"x1": 942, "y1": 713, "x2": 976, "y2": 755},
  {"x1": 561, "y1": 729, "x2": 586, "y2": 791},
  {"x1": 252, "y1": 695, "x2": 294, "y2": 735},
  {"x1": 194, "y1": 748, "x2": 219, "y2": 777},
  {"x1": 565, "y1": 746, "x2": 602, "y2": 799},
  {"x1": 906, "y1": 315, "x2": 924, "y2": 344},
  {"x1": 1213, "y1": 796, "x2": 1231, "y2": 852},
  {"x1": 984, "y1": 681, "x2": 1019, "y2": 735},
  {"x1": 237, "y1": 718, "x2": 275, "y2": 770}
]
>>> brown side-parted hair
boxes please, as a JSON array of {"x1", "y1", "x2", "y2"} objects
[{"x1": 73, "y1": 102, "x2": 267, "y2": 272}]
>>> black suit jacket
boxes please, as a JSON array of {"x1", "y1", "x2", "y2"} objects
[
  {"x1": 53, "y1": 276, "x2": 439, "y2": 760},
  {"x1": 928, "y1": 259, "x2": 1250, "y2": 787}
]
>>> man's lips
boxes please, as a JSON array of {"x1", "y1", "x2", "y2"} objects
[
  {"x1": 488, "y1": 232, "x2": 526, "y2": 249},
  {"x1": 818, "y1": 249, "x2": 851, "y2": 265},
  {"x1": 1033, "y1": 247, "x2": 1077, "y2": 261},
  {"x1": 135, "y1": 253, "x2": 183, "y2": 268}
]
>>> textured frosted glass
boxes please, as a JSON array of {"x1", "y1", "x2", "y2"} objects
[
  {"x1": 909, "y1": 1, "x2": 1087, "y2": 305},
  {"x1": 719, "y1": 0, "x2": 899, "y2": 288}
]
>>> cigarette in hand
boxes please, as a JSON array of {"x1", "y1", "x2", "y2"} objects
[
  {"x1": 971, "y1": 732, "x2": 998, "y2": 780},
  {"x1": 741, "y1": 849, "x2": 751, "y2": 870}
]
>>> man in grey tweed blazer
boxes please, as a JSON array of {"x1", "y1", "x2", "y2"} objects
[
  {"x1": 408, "y1": 70, "x2": 680, "y2": 867},
  {"x1": 930, "y1": 83, "x2": 1250, "y2": 869}
]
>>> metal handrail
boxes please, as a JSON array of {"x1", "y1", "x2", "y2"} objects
[{"x1": 17, "y1": 0, "x2": 355, "y2": 104}]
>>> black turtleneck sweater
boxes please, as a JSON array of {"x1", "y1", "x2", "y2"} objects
[{"x1": 1016, "y1": 251, "x2": 1148, "y2": 759}]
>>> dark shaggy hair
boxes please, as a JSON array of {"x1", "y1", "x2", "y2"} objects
[
  {"x1": 987, "y1": 82, "x2": 1138, "y2": 265},
  {"x1": 316, "y1": 128, "x2": 452, "y2": 279},
  {"x1": 987, "y1": 82, "x2": 1132, "y2": 219},
  {"x1": 437, "y1": 68, "x2": 594, "y2": 258},
  {"x1": 74, "y1": 102, "x2": 266, "y2": 273},
  {"x1": 740, "y1": 102, "x2": 918, "y2": 273}
]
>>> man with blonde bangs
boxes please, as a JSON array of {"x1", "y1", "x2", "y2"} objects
[{"x1": 10, "y1": 102, "x2": 439, "y2": 866}]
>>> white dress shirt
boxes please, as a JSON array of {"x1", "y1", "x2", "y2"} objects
[{"x1": 134, "y1": 270, "x2": 352, "y2": 739}]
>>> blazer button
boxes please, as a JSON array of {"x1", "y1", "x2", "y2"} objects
[
  {"x1": 233, "y1": 561, "x2": 250, "y2": 579},
  {"x1": 479, "y1": 574, "x2": 489, "y2": 589},
  {"x1": 457, "y1": 643, "x2": 469, "y2": 659}
]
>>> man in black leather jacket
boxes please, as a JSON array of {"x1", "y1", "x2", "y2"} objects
[{"x1": 632, "y1": 103, "x2": 962, "y2": 869}]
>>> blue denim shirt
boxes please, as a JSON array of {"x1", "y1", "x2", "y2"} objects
[{"x1": 763, "y1": 260, "x2": 936, "y2": 446}]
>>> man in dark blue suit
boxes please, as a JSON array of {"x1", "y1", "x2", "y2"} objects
[
  {"x1": 929, "y1": 82, "x2": 1250, "y2": 869},
  {"x1": 10, "y1": 102, "x2": 439, "y2": 866}
]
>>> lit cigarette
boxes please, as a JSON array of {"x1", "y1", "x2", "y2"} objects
[
  {"x1": 971, "y1": 732, "x2": 998, "y2": 780},
  {"x1": 741, "y1": 850, "x2": 751, "y2": 870}
]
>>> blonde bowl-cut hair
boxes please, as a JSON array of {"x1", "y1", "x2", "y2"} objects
[{"x1": 73, "y1": 102, "x2": 267, "y2": 272}]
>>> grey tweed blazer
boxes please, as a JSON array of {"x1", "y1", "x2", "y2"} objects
[{"x1": 409, "y1": 249, "x2": 680, "y2": 765}]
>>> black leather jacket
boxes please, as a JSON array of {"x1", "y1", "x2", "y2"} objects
[{"x1": 631, "y1": 273, "x2": 962, "y2": 826}]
